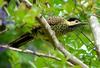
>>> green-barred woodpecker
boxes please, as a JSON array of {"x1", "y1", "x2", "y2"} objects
[{"x1": 9, "y1": 16, "x2": 85, "y2": 48}]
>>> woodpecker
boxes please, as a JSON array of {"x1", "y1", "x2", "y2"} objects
[{"x1": 9, "y1": 16, "x2": 85, "y2": 48}]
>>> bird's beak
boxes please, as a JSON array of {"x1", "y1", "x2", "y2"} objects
[
  {"x1": 67, "y1": 23, "x2": 86, "y2": 31},
  {"x1": 75, "y1": 23, "x2": 87, "y2": 26},
  {"x1": 68, "y1": 22, "x2": 87, "y2": 29},
  {"x1": 70, "y1": 20, "x2": 87, "y2": 26}
]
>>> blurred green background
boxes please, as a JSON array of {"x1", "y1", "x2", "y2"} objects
[{"x1": 0, "y1": 0, "x2": 100, "y2": 68}]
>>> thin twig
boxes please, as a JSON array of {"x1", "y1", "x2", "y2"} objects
[
  {"x1": 3, "y1": 7, "x2": 10, "y2": 16},
  {"x1": 36, "y1": 15, "x2": 89, "y2": 68},
  {"x1": 0, "y1": 45, "x2": 74, "y2": 67},
  {"x1": 0, "y1": 45, "x2": 60, "y2": 61},
  {"x1": 22, "y1": 0, "x2": 32, "y2": 8},
  {"x1": 0, "y1": 28, "x2": 7, "y2": 34}
]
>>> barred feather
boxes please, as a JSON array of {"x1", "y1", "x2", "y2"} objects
[
  {"x1": 9, "y1": 16, "x2": 84, "y2": 48},
  {"x1": 47, "y1": 16, "x2": 65, "y2": 24}
]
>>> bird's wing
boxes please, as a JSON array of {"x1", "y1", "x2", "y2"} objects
[{"x1": 46, "y1": 16, "x2": 65, "y2": 25}]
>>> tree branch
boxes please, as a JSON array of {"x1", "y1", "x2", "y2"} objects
[
  {"x1": 0, "y1": 45, "x2": 74, "y2": 67},
  {"x1": 0, "y1": 45, "x2": 60, "y2": 60},
  {"x1": 89, "y1": 15, "x2": 100, "y2": 59},
  {"x1": 36, "y1": 15, "x2": 89, "y2": 68},
  {"x1": 22, "y1": 0, "x2": 32, "y2": 8}
]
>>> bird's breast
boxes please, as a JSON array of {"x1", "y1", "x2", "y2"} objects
[{"x1": 51, "y1": 24, "x2": 69, "y2": 36}]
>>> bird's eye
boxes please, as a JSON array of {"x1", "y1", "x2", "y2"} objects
[{"x1": 75, "y1": 20, "x2": 79, "y2": 23}]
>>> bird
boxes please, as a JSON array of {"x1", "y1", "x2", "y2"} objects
[{"x1": 9, "y1": 16, "x2": 86, "y2": 48}]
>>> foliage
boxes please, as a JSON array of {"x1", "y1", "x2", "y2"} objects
[{"x1": 0, "y1": 0, "x2": 100, "y2": 68}]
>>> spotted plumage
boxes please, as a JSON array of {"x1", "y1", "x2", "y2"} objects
[{"x1": 9, "y1": 16, "x2": 85, "y2": 48}]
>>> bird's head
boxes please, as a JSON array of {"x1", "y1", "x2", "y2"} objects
[
  {"x1": 66, "y1": 18, "x2": 86, "y2": 26},
  {"x1": 65, "y1": 18, "x2": 86, "y2": 30},
  {"x1": 65, "y1": 18, "x2": 81, "y2": 26}
]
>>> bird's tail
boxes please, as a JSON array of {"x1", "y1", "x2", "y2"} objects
[
  {"x1": 9, "y1": 32, "x2": 34, "y2": 48},
  {"x1": 9, "y1": 26, "x2": 41, "y2": 48}
]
